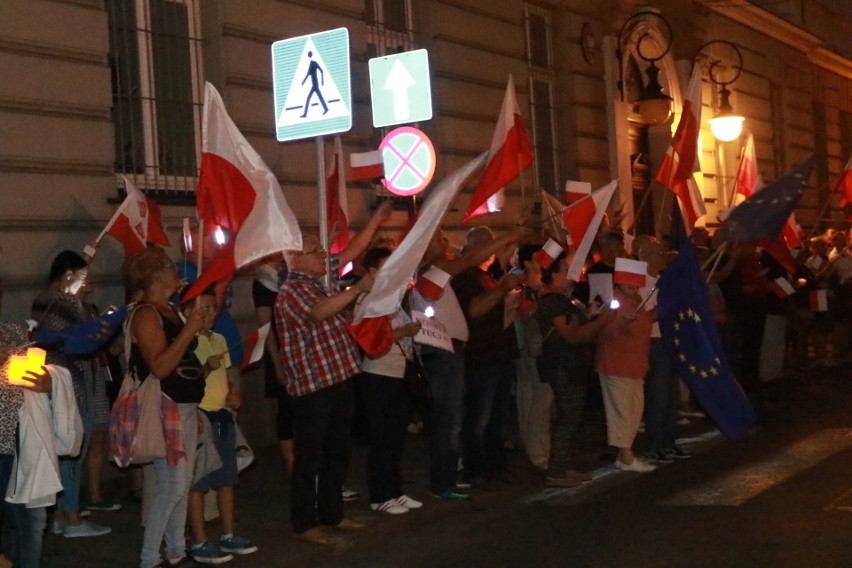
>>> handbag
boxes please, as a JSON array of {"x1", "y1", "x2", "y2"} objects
[{"x1": 108, "y1": 305, "x2": 167, "y2": 467}]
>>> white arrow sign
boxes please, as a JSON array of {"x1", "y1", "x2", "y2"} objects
[{"x1": 384, "y1": 60, "x2": 415, "y2": 121}]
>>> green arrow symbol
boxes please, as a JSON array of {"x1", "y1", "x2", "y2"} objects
[{"x1": 384, "y1": 60, "x2": 415, "y2": 121}]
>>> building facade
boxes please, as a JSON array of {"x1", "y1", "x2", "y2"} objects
[{"x1": 2, "y1": 0, "x2": 850, "y2": 442}]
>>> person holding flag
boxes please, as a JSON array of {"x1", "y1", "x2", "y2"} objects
[
  {"x1": 357, "y1": 247, "x2": 424, "y2": 516},
  {"x1": 274, "y1": 234, "x2": 374, "y2": 546},
  {"x1": 31, "y1": 251, "x2": 112, "y2": 539},
  {"x1": 411, "y1": 225, "x2": 529, "y2": 500},
  {"x1": 595, "y1": 258, "x2": 656, "y2": 473}
]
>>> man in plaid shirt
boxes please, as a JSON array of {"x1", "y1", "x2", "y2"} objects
[{"x1": 275, "y1": 234, "x2": 374, "y2": 546}]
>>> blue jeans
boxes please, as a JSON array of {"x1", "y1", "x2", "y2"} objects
[
  {"x1": 643, "y1": 340, "x2": 680, "y2": 451},
  {"x1": 57, "y1": 365, "x2": 95, "y2": 515},
  {"x1": 0, "y1": 454, "x2": 47, "y2": 568},
  {"x1": 419, "y1": 343, "x2": 465, "y2": 493},
  {"x1": 141, "y1": 403, "x2": 198, "y2": 568},
  {"x1": 463, "y1": 361, "x2": 515, "y2": 479}
]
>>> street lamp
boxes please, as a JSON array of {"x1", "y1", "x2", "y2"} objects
[
  {"x1": 617, "y1": 11, "x2": 674, "y2": 126},
  {"x1": 698, "y1": 40, "x2": 745, "y2": 142}
]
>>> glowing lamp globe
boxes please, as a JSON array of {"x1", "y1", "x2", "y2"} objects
[{"x1": 709, "y1": 115, "x2": 744, "y2": 142}]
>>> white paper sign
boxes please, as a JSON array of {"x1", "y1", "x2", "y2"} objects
[
  {"x1": 411, "y1": 310, "x2": 454, "y2": 352},
  {"x1": 588, "y1": 273, "x2": 614, "y2": 305}
]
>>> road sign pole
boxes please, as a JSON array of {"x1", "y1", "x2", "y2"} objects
[{"x1": 316, "y1": 136, "x2": 331, "y2": 290}]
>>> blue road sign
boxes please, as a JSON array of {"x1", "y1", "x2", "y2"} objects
[{"x1": 272, "y1": 28, "x2": 352, "y2": 142}]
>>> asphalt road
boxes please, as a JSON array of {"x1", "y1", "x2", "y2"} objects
[{"x1": 43, "y1": 368, "x2": 852, "y2": 568}]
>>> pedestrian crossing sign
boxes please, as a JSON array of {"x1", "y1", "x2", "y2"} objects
[{"x1": 272, "y1": 28, "x2": 352, "y2": 142}]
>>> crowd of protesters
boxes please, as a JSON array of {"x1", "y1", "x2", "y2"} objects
[{"x1": 0, "y1": 203, "x2": 849, "y2": 566}]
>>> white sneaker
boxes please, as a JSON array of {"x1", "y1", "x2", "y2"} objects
[
  {"x1": 615, "y1": 458, "x2": 656, "y2": 473},
  {"x1": 62, "y1": 520, "x2": 112, "y2": 538},
  {"x1": 370, "y1": 499, "x2": 409, "y2": 515},
  {"x1": 395, "y1": 495, "x2": 423, "y2": 509}
]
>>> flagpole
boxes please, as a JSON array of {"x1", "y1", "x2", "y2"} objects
[
  {"x1": 631, "y1": 285, "x2": 658, "y2": 316},
  {"x1": 518, "y1": 154, "x2": 526, "y2": 211},
  {"x1": 194, "y1": 219, "x2": 204, "y2": 309},
  {"x1": 807, "y1": 189, "x2": 834, "y2": 241},
  {"x1": 704, "y1": 242, "x2": 727, "y2": 284},
  {"x1": 701, "y1": 241, "x2": 727, "y2": 271},
  {"x1": 316, "y1": 136, "x2": 331, "y2": 291}
]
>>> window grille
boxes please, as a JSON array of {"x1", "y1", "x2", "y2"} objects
[
  {"x1": 525, "y1": 5, "x2": 559, "y2": 195},
  {"x1": 107, "y1": 0, "x2": 204, "y2": 201}
]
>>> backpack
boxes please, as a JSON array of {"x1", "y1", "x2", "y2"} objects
[{"x1": 524, "y1": 314, "x2": 555, "y2": 358}]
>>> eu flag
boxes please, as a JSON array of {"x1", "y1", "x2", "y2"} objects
[
  {"x1": 725, "y1": 154, "x2": 814, "y2": 243},
  {"x1": 33, "y1": 304, "x2": 129, "y2": 355},
  {"x1": 657, "y1": 240, "x2": 756, "y2": 439}
]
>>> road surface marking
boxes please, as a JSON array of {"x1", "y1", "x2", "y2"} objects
[{"x1": 664, "y1": 427, "x2": 852, "y2": 506}]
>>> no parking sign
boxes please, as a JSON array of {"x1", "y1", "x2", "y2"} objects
[{"x1": 379, "y1": 126, "x2": 436, "y2": 196}]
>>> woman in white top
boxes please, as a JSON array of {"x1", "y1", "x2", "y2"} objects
[{"x1": 357, "y1": 248, "x2": 423, "y2": 515}]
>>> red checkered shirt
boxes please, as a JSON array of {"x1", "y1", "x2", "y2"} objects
[{"x1": 274, "y1": 272, "x2": 360, "y2": 397}]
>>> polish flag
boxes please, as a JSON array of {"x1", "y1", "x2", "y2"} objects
[
  {"x1": 566, "y1": 181, "x2": 618, "y2": 282},
  {"x1": 735, "y1": 133, "x2": 763, "y2": 198},
  {"x1": 532, "y1": 239, "x2": 564, "y2": 270},
  {"x1": 563, "y1": 194, "x2": 598, "y2": 247},
  {"x1": 327, "y1": 136, "x2": 351, "y2": 275},
  {"x1": 467, "y1": 189, "x2": 504, "y2": 219},
  {"x1": 769, "y1": 276, "x2": 795, "y2": 298},
  {"x1": 463, "y1": 76, "x2": 534, "y2": 222},
  {"x1": 350, "y1": 153, "x2": 488, "y2": 356},
  {"x1": 834, "y1": 155, "x2": 852, "y2": 220},
  {"x1": 655, "y1": 63, "x2": 706, "y2": 233},
  {"x1": 782, "y1": 213, "x2": 804, "y2": 249},
  {"x1": 565, "y1": 180, "x2": 592, "y2": 203},
  {"x1": 613, "y1": 258, "x2": 648, "y2": 288},
  {"x1": 809, "y1": 289, "x2": 828, "y2": 312},
  {"x1": 350, "y1": 150, "x2": 385, "y2": 182},
  {"x1": 93, "y1": 176, "x2": 169, "y2": 256},
  {"x1": 183, "y1": 83, "x2": 301, "y2": 302},
  {"x1": 414, "y1": 266, "x2": 453, "y2": 301},
  {"x1": 239, "y1": 322, "x2": 270, "y2": 369}
]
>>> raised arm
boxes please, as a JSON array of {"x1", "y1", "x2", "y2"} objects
[{"x1": 337, "y1": 201, "x2": 393, "y2": 267}]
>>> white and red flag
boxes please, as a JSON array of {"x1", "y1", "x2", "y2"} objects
[
  {"x1": 532, "y1": 238, "x2": 564, "y2": 270},
  {"x1": 92, "y1": 176, "x2": 169, "y2": 256},
  {"x1": 809, "y1": 289, "x2": 828, "y2": 312},
  {"x1": 467, "y1": 189, "x2": 504, "y2": 219},
  {"x1": 565, "y1": 180, "x2": 618, "y2": 282},
  {"x1": 414, "y1": 266, "x2": 452, "y2": 301},
  {"x1": 613, "y1": 258, "x2": 648, "y2": 288},
  {"x1": 183, "y1": 83, "x2": 301, "y2": 301},
  {"x1": 327, "y1": 136, "x2": 351, "y2": 275},
  {"x1": 349, "y1": 153, "x2": 488, "y2": 356},
  {"x1": 769, "y1": 276, "x2": 795, "y2": 298},
  {"x1": 349, "y1": 149, "x2": 385, "y2": 182},
  {"x1": 734, "y1": 133, "x2": 763, "y2": 198},
  {"x1": 565, "y1": 180, "x2": 592, "y2": 203},
  {"x1": 463, "y1": 75, "x2": 534, "y2": 222},
  {"x1": 834, "y1": 154, "x2": 852, "y2": 220},
  {"x1": 239, "y1": 322, "x2": 270, "y2": 369},
  {"x1": 655, "y1": 63, "x2": 706, "y2": 233}
]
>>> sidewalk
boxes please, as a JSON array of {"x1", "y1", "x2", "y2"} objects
[{"x1": 41, "y1": 380, "x2": 723, "y2": 567}]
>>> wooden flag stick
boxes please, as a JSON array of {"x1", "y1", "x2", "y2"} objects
[
  {"x1": 195, "y1": 219, "x2": 204, "y2": 309},
  {"x1": 704, "y1": 241, "x2": 728, "y2": 284},
  {"x1": 630, "y1": 187, "x2": 654, "y2": 235},
  {"x1": 631, "y1": 285, "x2": 658, "y2": 316}
]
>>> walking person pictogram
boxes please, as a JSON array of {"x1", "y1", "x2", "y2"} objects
[{"x1": 300, "y1": 51, "x2": 329, "y2": 118}]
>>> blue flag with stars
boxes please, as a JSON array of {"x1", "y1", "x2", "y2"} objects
[
  {"x1": 725, "y1": 153, "x2": 814, "y2": 243},
  {"x1": 657, "y1": 240, "x2": 756, "y2": 439},
  {"x1": 33, "y1": 304, "x2": 129, "y2": 355}
]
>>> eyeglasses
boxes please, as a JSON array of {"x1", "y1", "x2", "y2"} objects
[{"x1": 302, "y1": 248, "x2": 327, "y2": 257}]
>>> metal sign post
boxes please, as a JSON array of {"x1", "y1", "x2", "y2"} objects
[{"x1": 315, "y1": 136, "x2": 331, "y2": 290}]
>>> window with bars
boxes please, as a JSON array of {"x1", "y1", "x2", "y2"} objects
[
  {"x1": 525, "y1": 5, "x2": 558, "y2": 195},
  {"x1": 107, "y1": 0, "x2": 204, "y2": 196}
]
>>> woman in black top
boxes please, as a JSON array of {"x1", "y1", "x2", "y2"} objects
[
  {"x1": 122, "y1": 247, "x2": 208, "y2": 568},
  {"x1": 535, "y1": 253, "x2": 614, "y2": 488}
]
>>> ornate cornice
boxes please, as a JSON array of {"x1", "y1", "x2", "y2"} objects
[{"x1": 697, "y1": 0, "x2": 852, "y2": 79}]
